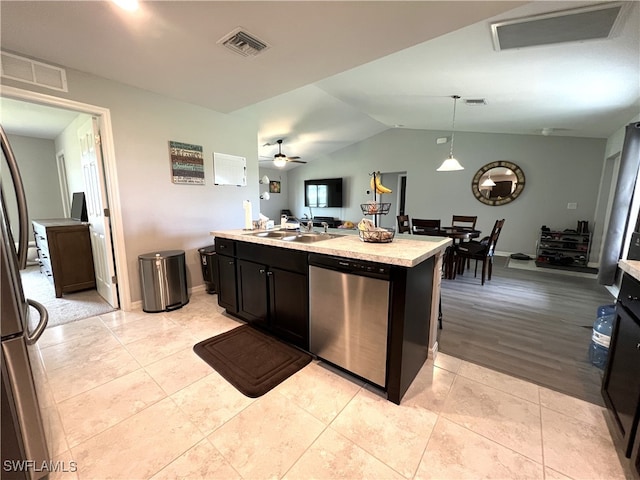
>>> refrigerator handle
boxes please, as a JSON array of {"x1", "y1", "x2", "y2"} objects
[
  {"x1": 25, "y1": 299, "x2": 49, "y2": 345},
  {"x1": 0, "y1": 125, "x2": 29, "y2": 269}
]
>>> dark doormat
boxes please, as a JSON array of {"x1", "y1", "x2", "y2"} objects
[{"x1": 193, "y1": 324, "x2": 312, "y2": 398}]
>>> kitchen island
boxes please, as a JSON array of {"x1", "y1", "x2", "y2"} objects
[
  {"x1": 602, "y1": 259, "x2": 640, "y2": 477},
  {"x1": 210, "y1": 228, "x2": 451, "y2": 404}
]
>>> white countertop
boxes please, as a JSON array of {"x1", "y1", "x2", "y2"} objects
[
  {"x1": 619, "y1": 259, "x2": 640, "y2": 281},
  {"x1": 210, "y1": 229, "x2": 452, "y2": 267}
]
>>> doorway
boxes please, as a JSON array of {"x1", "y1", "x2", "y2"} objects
[{"x1": 1, "y1": 86, "x2": 128, "y2": 312}]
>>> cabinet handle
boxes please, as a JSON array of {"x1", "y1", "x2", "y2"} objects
[
  {"x1": 266, "y1": 271, "x2": 273, "y2": 276},
  {"x1": 637, "y1": 343, "x2": 640, "y2": 350},
  {"x1": 628, "y1": 295, "x2": 639, "y2": 301},
  {"x1": 227, "y1": 261, "x2": 234, "y2": 265},
  {"x1": 259, "y1": 269, "x2": 266, "y2": 274}
]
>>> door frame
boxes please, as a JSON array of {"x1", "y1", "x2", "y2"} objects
[
  {"x1": 55, "y1": 150, "x2": 71, "y2": 218},
  {"x1": 1, "y1": 85, "x2": 130, "y2": 310}
]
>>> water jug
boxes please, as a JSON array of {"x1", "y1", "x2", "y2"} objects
[{"x1": 588, "y1": 304, "x2": 616, "y2": 369}]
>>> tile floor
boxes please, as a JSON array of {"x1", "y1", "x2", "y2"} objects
[{"x1": 31, "y1": 292, "x2": 630, "y2": 480}]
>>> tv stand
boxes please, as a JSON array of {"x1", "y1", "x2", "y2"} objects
[{"x1": 311, "y1": 216, "x2": 341, "y2": 228}]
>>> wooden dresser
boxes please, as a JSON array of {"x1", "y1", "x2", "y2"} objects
[{"x1": 32, "y1": 219, "x2": 96, "y2": 298}]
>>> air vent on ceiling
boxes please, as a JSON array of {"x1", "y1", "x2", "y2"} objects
[
  {"x1": 490, "y1": 2, "x2": 628, "y2": 51},
  {"x1": 464, "y1": 98, "x2": 487, "y2": 106},
  {"x1": 1, "y1": 51, "x2": 68, "y2": 92},
  {"x1": 218, "y1": 28, "x2": 270, "y2": 57}
]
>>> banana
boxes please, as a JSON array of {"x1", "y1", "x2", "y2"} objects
[
  {"x1": 374, "y1": 173, "x2": 393, "y2": 195},
  {"x1": 369, "y1": 172, "x2": 393, "y2": 195}
]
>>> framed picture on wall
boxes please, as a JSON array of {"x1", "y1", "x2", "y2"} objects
[
  {"x1": 169, "y1": 140, "x2": 204, "y2": 185},
  {"x1": 269, "y1": 181, "x2": 281, "y2": 193}
]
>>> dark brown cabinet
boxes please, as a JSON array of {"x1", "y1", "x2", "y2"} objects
[
  {"x1": 602, "y1": 272, "x2": 640, "y2": 465},
  {"x1": 215, "y1": 238, "x2": 237, "y2": 313},
  {"x1": 32, "y1": 219, "x2": 95, "y2": 298},
  {"x1": 218, "y1": 240, "x2": 309, "y2": 350},
  {"x1": 237, "y1": 259, "x2": 269, "y2": 326},
  {"x1": 268, "y1": 266, "x2": 308, "y2": 349}
]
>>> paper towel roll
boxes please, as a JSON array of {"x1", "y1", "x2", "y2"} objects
[{"x1": 243, "y1": 200, "x2": 252, "y2": 230}]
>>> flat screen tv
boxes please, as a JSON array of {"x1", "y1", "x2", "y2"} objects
[
  {"x1": 70, "y1": 192, "x2": 88, "y2": 222},
  {"x1": 304, "y1": 178, "x2": 343, "y2": 208}
]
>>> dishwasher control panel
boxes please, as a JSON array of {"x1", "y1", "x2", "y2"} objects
[{"x1": 308, "y1": 253, "x2": 390, "y2": 279}]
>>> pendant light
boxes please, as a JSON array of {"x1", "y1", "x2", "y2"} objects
[
  {"x1": 481, "y1": 176, "x2": 496, "y2": 187},
  {"x1": 437, "y1": 95, "x2": 464, "y2": 171}
]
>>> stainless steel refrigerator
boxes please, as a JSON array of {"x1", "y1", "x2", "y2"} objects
[{"x1": 1, "y1": 125, "x2": 51, "y2": 480}]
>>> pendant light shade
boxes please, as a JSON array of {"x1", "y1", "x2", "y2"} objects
[
  {"x1": 437, "y1": 156, "x2": 464, "y2": 172},
  {"x1": 481, "y1": 176, "x2": 496, "y2": 187},
  {"x1": 437, "y1": 95, "x2": 464, "y2": 172}
]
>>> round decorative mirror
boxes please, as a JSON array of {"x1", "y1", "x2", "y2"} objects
[{"x1": 471, "y1": 161, "x2": 525, "y2": 206}]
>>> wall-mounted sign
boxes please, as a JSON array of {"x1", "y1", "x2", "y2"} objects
[{"x1": 169, "y1": 141, "x2": 204, "y2": 185}]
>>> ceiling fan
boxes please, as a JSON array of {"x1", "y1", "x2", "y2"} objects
[{"x1": 260, "y1": 139, "x2": 306, "y2": 167}]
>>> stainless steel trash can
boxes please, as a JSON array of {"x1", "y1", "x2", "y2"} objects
[{"x1": 139, "y1": 249, "x2": 189, "y2": 313}]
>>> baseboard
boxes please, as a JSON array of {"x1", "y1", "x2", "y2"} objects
[
  {"x1": 128, "y1": 284, "x2": 208, "y2": 312},
  {"x1": 430, "y1": 340, "x2": 439, "y2": 361},
  {"x1": 535, "y1": 262, "x2": 598, "y2": 274}
]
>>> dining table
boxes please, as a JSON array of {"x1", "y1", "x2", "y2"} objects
[{"x1": 413, "y1": 226, "x2": 481, "y2": 279}]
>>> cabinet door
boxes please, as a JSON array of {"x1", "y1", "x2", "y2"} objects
[
  {"x1": 216, "y1": 254, "x2": 238, "y2": 313},
  {"x1": 602, "y1": 304, "x2": 640, "y2": 456},
  {"x1": 269, "y1": 267, "x2": 308, "y2": 349},
  {"x1": 237, "y1": 259, "x2": 268, "y2": 326}
]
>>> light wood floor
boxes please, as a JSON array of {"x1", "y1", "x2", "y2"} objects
[{"x1": 438, "y1": 256, "x2": 615, "y2": 406}]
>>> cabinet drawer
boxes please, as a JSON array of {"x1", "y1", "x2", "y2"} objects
[
  {"x1": 236, "y1": 242, "x2": 307, "y2": 274},
  {"x1": 215, "y1": 237, "x2": 235, "y2": 256}
]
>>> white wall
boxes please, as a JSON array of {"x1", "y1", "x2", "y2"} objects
[
  {"x1": 5, "y1": 134, "x2": 64, "y2": 240},
  {"x1": 3, "y1": 63, "x2": 631, "y2": 302},
  {"x1": 3, "y1": 67, "x2": 259, "y2": 303},
  {"x1": 258, "y1": 166, "x2": 289, "y2": 222},
  {"x1": 54, "y1": 113, "x2": 92, "y2": 201},
  {"x1": 287, "y1": 128, "x2": 607, "y2": 257}
]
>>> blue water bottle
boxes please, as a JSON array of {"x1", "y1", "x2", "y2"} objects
[{"x1": 588, "y1": 304, "x2": 616, "y2": 369}]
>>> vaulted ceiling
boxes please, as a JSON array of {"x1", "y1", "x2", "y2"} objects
[{"x1": 1, "y1": 1, "x2": 639, "y2": 168}]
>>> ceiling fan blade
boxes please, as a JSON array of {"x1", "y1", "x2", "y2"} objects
[
  {"x1": 286, "y1": 156, "x2": 301, "y2": 160},
  {"x1": 289, "y1": 160, "x2": 307, "y2": 164}
]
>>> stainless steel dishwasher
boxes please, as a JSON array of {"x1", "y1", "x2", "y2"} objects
[{"x1": 308, "y1": 253, "x2": 390, "y2": 387}]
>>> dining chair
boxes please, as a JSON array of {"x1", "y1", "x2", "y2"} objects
[
  {"x1": 396, "y1": 215, "x2": 412, "y2": 234},
  {"x1": 455, "y1": 219, "x2": 505, "y2": 285},
  {"x1": 451, "y1": 215, "x2": 478, "y2": 230},
  {"x1": 452, "y1": 215, "x2": 478, "y2": 269},
  {"x1": 412, "y1": 219, "x2": 441, "y2": 235}
]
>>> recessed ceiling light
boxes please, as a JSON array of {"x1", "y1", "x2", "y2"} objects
[
  {"x1": 112, "y1": 0, "x2": 139, "y2": 12},
  {"x1": 394, "y1": 124, "x2": 405, "y2": 128}
]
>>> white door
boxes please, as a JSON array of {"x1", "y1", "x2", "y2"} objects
[{"x1": 78, "y1": 118, "x2": 118, "y2": 307}]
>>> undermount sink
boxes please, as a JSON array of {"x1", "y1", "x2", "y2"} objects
[
  {"x1": 248, "y1": 231, "x2": 290, "y2": 239},
  {"x1": 281, "y1": 233, "x2": 343, "y2": 243},
  {"x1": 247, "y1": 230, "x2": 344, "y2": 243}
]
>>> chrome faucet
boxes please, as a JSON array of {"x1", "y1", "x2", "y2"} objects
[
  {"x1": 321, "y1": 222, "x2": 329, "y2": 233},
  {"x1": 305, "y1": 220, "x2": 314, "y2": 232}
]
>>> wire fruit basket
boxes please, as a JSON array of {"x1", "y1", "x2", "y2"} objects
[
  {"x1": 360, "y1": 202, "x2": 391, "y2": 215},
  {"x1": 359, "y1": 227, "x2": 395, "y2": 243}
]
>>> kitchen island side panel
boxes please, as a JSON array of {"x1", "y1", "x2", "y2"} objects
[{"x1": 387, "y1": 255, "x2": 434, "y2": 404}]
